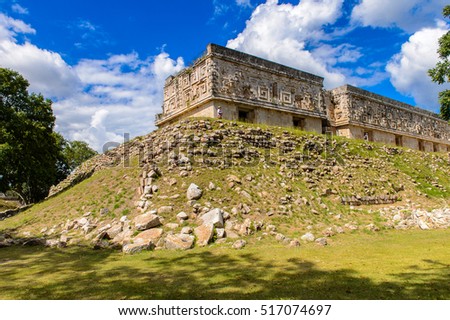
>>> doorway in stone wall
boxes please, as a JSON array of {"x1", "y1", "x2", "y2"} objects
[
  {"x1": 395, "y1": 135, "x2": 403, "y2": 147},
  {"x1": 418, "y1": 140, "x2": 425, "y2": 151},
  {"x1": 238, "y1": 109, "x2": 254, "y2": 123},
  {"x1": 293, "y1": 117, "x2": 305, "y2": 130}
]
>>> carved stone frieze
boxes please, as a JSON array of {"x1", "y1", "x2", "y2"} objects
[
  {"x1": 332, "y1": 85, "x2": 449, "y2": 141},
  {"x1": 158, "y1": 44, "x2": 449, "y2": 147},
  {"x1": 211, "y1": 57, "x2": 324, "y2": 114}
]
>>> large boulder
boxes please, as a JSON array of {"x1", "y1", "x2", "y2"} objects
[
  {"x1": 164, "y1": 234, "x2": 194, "y2": 250},
  {"x1": 105, "y1": 224, "x2": 122, "y2": 239},
  {"x1": 226, "y1": 175, "x2": 241, "y2": 184},
  {"x1": 238, "y1": 218, "x2": 252, "y2": 236},
  {"x1": 216, "y1": 228, "x2": 226, "y2": 239},
  {"x1": 122, "y1": 242, "x2": 154, "y2": 254},
  {"x1": 81, "y1": 223, "x2": 96, "y2": 234},
  {"x1": 165, "y1": 223, "x2": 179, "y2": 230},
  {"x1": 194, "y1": 224, "x2": 214, "y2": 247},
  {"x1": 180, "y1": 226, "x2": 193, "y2": 234},
  {"x1": 133, "y1": 212, "x2": 161, "y2": 231},
  {"x1": 133, "y1": 228, "x2": 163, "y2": 245},
  {"x1": 44, "y1": 239, "x2": 60, "y2": 248},
  {"x1": 232, "y1": 239, "x2": 246, "y2": 249},
  {"x1": 77, "y1": 217, "x2": 89, "y2": 227},
  {"x1": 199, "y1": 208, "x2": 224, "y2": 228},
  {"x1": 187, "y1": 183, "x2": 203, "y2": 200},
  {"x1": 157, "y1": 206, "x2": 173, "y2": 214},
  {"x1": 176, "y1": 211, "x2": 189, "y2": 221},
  {"x1": 418, "y1": 219, "x2": 429, "y2": 230},
  {"x1": 315, "y1": 237, "x2": 328, "y2": 246},
  {"x1": 301, "y1": 232, "x2": 315, "y2": 242},
  {"x1": 111, "y1": 228, "x2": 133, "y2": 247},
  {"x1": 289, "y1": 239, "x2": 300, "y2": 247},
  {"x1": 0, "y1": 235, "x2": 15, "y2": 247}
]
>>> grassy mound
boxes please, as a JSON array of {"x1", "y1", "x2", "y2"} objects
[
  {"x1": 0, "y1": 118, "x2": 449, "y2": 244},
  {"x1": 1, "y1": 118, "x2": 449, "y2": 300}
]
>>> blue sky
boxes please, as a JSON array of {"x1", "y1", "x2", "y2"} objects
[{"x1": 0, "y1": 0, "x2": 449, "y2": 151}]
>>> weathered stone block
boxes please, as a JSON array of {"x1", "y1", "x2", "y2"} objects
[
  {"x1": 199, "y1": 208, "x2": 224, "y2": 228},
  {"x1": 164, "y1": 234, "x2": 194, "y2": 250},
  {"x1": 187, "y1": 183, "x2": 203, "y2": 200},
  {"x1": 194, "y1": 224, "x2": 214, "y2": 247},
  {"x1": 133, "y1": 212, "x2": 161, "y2": 231}
]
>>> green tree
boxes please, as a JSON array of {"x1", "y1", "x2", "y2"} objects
[
  {"x1": 62, "y1": 139, "x2": 97, "y2": 172},
  {"x1": 428, "y1": 5, "x2": 450, "y2": 121},
  {"x1": 53, "y1": 132, "x2": 71, "y2": 182},
  {"x1": 0, "y1": 68, "x2": 60, "y2": 203}
]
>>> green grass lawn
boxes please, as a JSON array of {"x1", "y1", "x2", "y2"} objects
[{"x1": 0, "y1": 229, "x2": 448, "y2": 300}]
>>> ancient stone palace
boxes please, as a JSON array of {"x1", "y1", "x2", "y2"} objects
[{"x1": 155, "y1": 44, "x2": 450, "y2": 152}]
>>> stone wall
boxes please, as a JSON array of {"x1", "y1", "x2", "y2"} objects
[
  {"x1": 157, "y1": 44, "x2": 450, "y2": 151},
  {"x1": 331, "y1": 85, "x2": 450, "y2": 144},
  {"x1": 157, "y1": 44, "x2": 328, "y2": 129},
  {"x1": 161, "y1": 55, "x2": 214, "y2": 119},
  {"x1": 209, "y1": 44, "x2": 326, "y2": 120},
  {"x1": 254, "y1": 108, "x2": 292, "y2": 127},
  {"x1": 402, "y1": 136, "x2": 419, "y2": 150},
  {"x1": 423, "y1": 141, "x2": 434, "y2": 152},
  {"x1": 337, "y1": 125, "x2": 450, "y2": 151},
  {"x1": 437, "y1": 144, "x2": 449, "y2": 152},
  {"x1": 341, "y1": 195, "x2": 399, "y2": 206}
]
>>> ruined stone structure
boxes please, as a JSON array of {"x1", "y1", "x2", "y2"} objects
[
  {"x1": 331, "y1": 85, "x2": 450, "y2": 152},
  {"x1": 156, "y1": 44, "x2": 450, "y2": 152}
]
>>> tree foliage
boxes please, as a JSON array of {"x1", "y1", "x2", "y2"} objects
[
  {"x1": 0, "y1": 68, "x2": 98, "y2": 203},
  {"x1": 62, "y1": 139, "x2": 98, "y2": 172},
  {"x1": 0, "y1": 68, "x2": 59, "y2": 203},
  {"x1": 428, "y1": 5, "x2": 450, "y2": 121},
  {"x1": 53, "y1": 132, "x2": 72, "y2": 183}
]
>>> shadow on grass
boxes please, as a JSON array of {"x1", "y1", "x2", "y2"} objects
[{"x1": 0, "y1": 246, "x2": 449, "y2": 300}]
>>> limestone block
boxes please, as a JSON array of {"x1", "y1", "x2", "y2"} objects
[
  {"x1": 164, "y1": 234, "x2": 194, "y2": 250},
  {"x1": 187, "y1": 183, "x2": 203, "y2": 200},
  {"x1": 133, "y1": 212, "x2": 162, "y2": 231},
  {"x1": 134, "y1": 228, "x2": 164, "y2": 245},
  {"x1": 194, "y1": 224, "x2": 214, "y2": 247},
  {"x1": 199, "y1": 208, "x2": 224, "y2": 228}
]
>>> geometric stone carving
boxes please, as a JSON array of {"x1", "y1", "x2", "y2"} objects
[{"x1": 157, "y1": 43, "x2": 450, "y2": 150}]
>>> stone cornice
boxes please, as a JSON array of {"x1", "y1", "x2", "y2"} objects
[{"x1": 207, "y1": 43, "x2": 324, "y2": 86}]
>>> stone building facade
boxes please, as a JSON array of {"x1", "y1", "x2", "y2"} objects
[{"x1": 156, "y1": 44, "x2": 450, "y2": 152}]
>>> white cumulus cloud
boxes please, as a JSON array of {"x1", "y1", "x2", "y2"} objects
[
  {"x1": 0, "y1": 13, "x2": 184, "y2": 151},
  {"x1": 53, "y1": 51, "x2": 184, "y2": 151},
  {"x1": 386, "y1": 22, "x2": 449, "y2": 110},
  {"x1": 226, "y1": 0, "x2": 349, "y2": 88},
  {"x1": 0, "y1": 13, "x2": 34, "y2": 38},
  {"x1": 236, "y1": 0, "x2": 252, "y2": 8},
  {"x1": 11, "y1": 3, "x2": 29, "y2": 15},
  {"x1": 0, "y1": 13, "x2": 81, "y2": 98},
  {"x1": 351, "y1": 0, "x2": 448, "y2": 32}
]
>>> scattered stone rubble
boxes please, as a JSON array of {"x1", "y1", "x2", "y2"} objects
[
  {"x1": 2, "y1": 201, "x2": 449, "y2": 253},
  {"x1": 3, "y1": 119, "x2": 449, "y2": 253},
  {"x1": 381, "y1": 207, "x2": 450, "y2": 230},
  {"x1": 50, "y1": 118, "x2": 422, "y2": 203}
]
